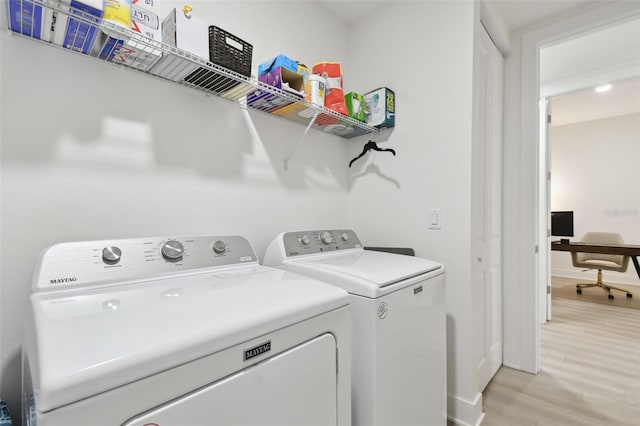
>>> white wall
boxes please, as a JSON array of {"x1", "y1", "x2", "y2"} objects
[
  {"x1": 550, "y1": 113, "x2": 640, "y2": 284},
  {"x1": 0, "y1": 0, "x2": 351, "y2": 418},
  {"x1": 345, "y1": 1, "x2": 481, "y2": 424}
]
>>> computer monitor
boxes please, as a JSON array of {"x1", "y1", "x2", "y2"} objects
[{"x1": 551, "y1": 211, "x2": 574, "y2": 240}]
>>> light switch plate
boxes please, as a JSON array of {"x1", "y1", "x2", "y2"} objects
[{"x1": 428, "y1": 208, "x2": 442, "y2": 230}]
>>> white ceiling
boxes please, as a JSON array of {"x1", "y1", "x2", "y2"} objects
[
  {"x1": 313, "y1": 0, "x2": 605, "y2": 31},
  {"x1": 541, "y1": 17, "x2": 640, "y2": 125},
  {"x1": 540, "y1": 18, "x2": 640, "y2": 85},
  {"x1": 550, "y1": 79, "x2": 640, "y2": 127},
  {"x1": 487, "y1": 0, "x2": 607, "y2": 31},
  {"x1": 312, "y1": 0, "x2": 387, "y2": 26}
]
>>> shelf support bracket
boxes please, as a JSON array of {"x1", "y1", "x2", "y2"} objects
[{"x1": 283, "y1": 110, "x2": 320, "y2": 170}]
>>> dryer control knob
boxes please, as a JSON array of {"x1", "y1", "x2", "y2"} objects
[
  {"x1": 102, "y1": 246, "x2": 122, "y2": 264},
  {"x1": 161, "y1": 240, "x2": 184, "y2": 261},
  {"x1": 320, "y1": 231, "x2": 333, "y2": 245},
  {"x1": 340, "y1": 232, "x2": 350, "y2": 242},
  {"x1": 299, "y1": 235, "x2": 311, "y2": 245},
  {"x1": 212, "y1": 240, "x2": 227, "y2": 254}
]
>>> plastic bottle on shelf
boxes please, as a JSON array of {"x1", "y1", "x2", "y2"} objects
[{"x1": 307, "y1": 74, "x2": 326, "y2": 107}]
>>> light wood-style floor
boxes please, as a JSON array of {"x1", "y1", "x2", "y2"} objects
[{"x1": 481, "y1": 297, "x2": 640, "y2": 425}]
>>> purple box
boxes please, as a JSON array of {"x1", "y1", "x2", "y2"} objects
[
  {"x1": 246, "y1": 89, "x2": 299, "y2": 112},
  {"x1": 259, "y1": 67, "x2": 304, "y2": 96}
]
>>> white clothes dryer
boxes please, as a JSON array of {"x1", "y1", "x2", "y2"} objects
[
  {"x1": 23, "y1": 235, "x2": 351, "y2": 426},
  {"x1": 264, "y1": 229, "x2": 446, "y2": 426}
]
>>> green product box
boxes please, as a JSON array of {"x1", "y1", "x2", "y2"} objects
[{"x1": 345, "y1": 92, "x2": 366, "y2": 122}]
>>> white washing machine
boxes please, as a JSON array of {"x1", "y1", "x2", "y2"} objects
[
  {"x1": 22, "y1": 235, "x2": 351, "y2": 426},
  {"x1": 264, "y1": 229, "x2": 446, "y2": 426}
]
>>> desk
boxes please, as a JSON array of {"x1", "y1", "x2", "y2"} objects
[{"x1": 551, "y1": 241, "x2": 640, "y2": 280}]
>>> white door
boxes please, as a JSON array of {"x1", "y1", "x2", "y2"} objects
[{"x1": 471, "y1": 24, "x2": 504, "y2": 392}]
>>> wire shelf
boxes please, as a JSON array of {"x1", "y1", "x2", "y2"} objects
[{"x1": 6, "y1": 0, "x2": 382, "y2": 139}]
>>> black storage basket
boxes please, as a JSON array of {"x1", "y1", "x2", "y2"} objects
[
  {"x1": 184, "y1": 26, "x2": 252, "y2": 93},
  {"x1": 208, "y1": 26, "x2": 252, "y2": 77}
]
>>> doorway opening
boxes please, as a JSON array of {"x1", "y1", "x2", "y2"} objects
[{"x1": 537, "y1": 19, "x2": 640, "y2": 324}]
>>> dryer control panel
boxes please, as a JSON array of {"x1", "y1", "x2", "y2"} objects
[
  {"x1": 33, "y1": 235, "x2": 258, "y2": 292},
  {"x1": 283, "y1": 229, "x2": 362, "y2": 257}
]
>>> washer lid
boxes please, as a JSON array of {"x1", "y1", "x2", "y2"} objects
[
  {"x1": 291, "y1": 250, "x2": 443, "y2": 289},
  {"x1": 27, "y1": 265, "x2": 349, "y2": 412}
]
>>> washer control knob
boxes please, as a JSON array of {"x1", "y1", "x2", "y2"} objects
[
  {"x1": 320, "y1": 231, "x2": 333, "y2": 245},
  {"x1": 212, "y1": 240, "x2": 227, "y2": 254},
  {"x1": 102, "y1": 246, "x2": 122, "y2": 264},
  {"x1": 340, "y1": 232, "x2": 350, "y2": 242},
  {"x1": 161, "y1": 240, "x2": 184, "y2": 261},
  {"x1": 299, "y1": 235, "x2": 311, "y2": 245}
]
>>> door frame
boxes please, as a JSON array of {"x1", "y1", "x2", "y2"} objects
[
  {"x1": 538, "y1": 97, "x2": 551, "y2": 323},
  {"x1": 502, "y1": 2, "x2": 640, "y2": 373}
]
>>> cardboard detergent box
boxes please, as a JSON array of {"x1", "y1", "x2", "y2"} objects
[
  {"x1": 258, "y1": 54, "x2": 298, "y2": 76},
  {"x1": 8, "y1": 0, "x2": 55, "y2": 41},
  {"x1": 131, "y1": 0, "x2": 161, "y2": 41},
  {"x1": 151, "y1": 7, "x2": 209, "y2": 82},
  {"x1": 259, "y1": 67, "x2": 305, "y2": 96},
  {"x1": 53, "y1": 0, "x2": 103, "y2": 54},
  {"x1": 364, "y1": 87, "x2": 395, "y2": 129},
  {"x1": 99, "y1": 1, "x2": 162, "y2": 71},
  {"x1": 259, "y1": 54, "x2": 309, "y2": 96}
]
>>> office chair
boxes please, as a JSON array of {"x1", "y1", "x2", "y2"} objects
[{"x1": 571, "y1": 232, "x2": 633, "y2": 300}]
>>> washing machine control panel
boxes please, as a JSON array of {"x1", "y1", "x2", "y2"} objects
[
  {"x1": 33, "y1": 235, "x2": 258, "y2": 291},
  {"x1": 283, "y1": 229, "x2": 362, "y2": 257}
]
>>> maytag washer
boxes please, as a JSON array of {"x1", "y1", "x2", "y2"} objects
[
  {"x1": 23, "y1": 235, "x2": 351, "y2": 426},
  {"x1": 264, "y1": 229, "x2": 446, "y2": 426}
]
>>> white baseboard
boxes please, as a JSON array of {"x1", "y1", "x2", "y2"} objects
[
  {"x1": 552, "y1": 267, "x2": 640, "y2": 287},
  {"x1": 447, "y1": 392, "x2": 484, "y2": 426}
]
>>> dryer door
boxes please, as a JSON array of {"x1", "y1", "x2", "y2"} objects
[{"x1": 123, "y1": 333, "x2": 338, "y2": 426}]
